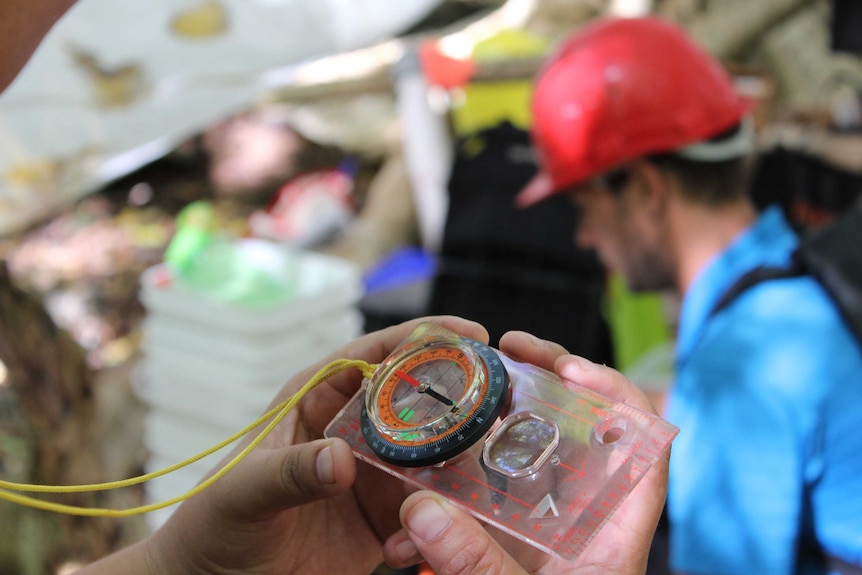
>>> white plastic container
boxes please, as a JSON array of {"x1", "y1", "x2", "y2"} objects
[
  {"x1": 136, "y1": 245, "x2": 365, "y2": 530},
  {"x1": 139, "y1": 245, "x2": 363, "y2": 335},
  {"x1": 135, "y1": 362, "x2": 277, "y2": 433},
  {"x1": 140, "y1": 307, "x2": 363, "y2": 369}
]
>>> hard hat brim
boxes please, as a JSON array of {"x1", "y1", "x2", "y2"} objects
[
  {"x1": 517, "y1": 113, "x2": 754, "y2": 209},
  {"x1": 516, "y1": 171, "x2": 556, "y2": 208}
]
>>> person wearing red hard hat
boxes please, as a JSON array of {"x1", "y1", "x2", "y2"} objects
[{"x1": 521, "y1": 15, "x2": 862, "y2": 575}]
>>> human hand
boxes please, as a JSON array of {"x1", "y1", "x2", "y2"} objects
[
  {"x1": 133, "y1": 316, "x2": 488, "y2": 575},
  {"x1": 382, "y1": 331, "x2": 669, "y2": 575}
]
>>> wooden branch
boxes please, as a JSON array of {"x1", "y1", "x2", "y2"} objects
[
  {"x1": 268, "y1": 54, "x2": 545, "y2": 104},
  {"x1": 685, "y1": 0, "x2": 810, "y2": 59}
]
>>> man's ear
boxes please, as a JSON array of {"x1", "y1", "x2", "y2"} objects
[{"x1": 628, "y1": 160, "x2": 670, "y2": 216}]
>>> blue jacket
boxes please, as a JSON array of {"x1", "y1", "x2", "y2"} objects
[{"x1": 666, "y1": 206, "x2": 862, "y2": 575}]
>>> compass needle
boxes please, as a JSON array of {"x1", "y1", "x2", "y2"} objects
[
  {"x1": 395, "y1": 369, "x2": 422, "y2": 388},
  {"x1": 425, "y1": 387, "x2": 456, "y2": 407}
]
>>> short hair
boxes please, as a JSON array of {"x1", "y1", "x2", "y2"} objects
[{"x1": 647, "y1": 123, "x2": 751, "y2": 206}]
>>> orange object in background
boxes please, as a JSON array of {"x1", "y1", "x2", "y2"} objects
[{"x1": 419, "y1": 39, "x2": 476, "y2": 89}]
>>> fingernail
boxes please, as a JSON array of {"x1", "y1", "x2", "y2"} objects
[
  {"x1": 523, "y1": 331, "x2": 543, "y2": 346},
  {"x1": 406, "y1": 497, "x2": 451, "y2": 541},
  {"x1": 567, "y1": 354, "x2": 599, "y2": 371},
  {"x1": 525, "y1": 332, "x2": 566, "y2": 353},
  {"x1": 316, "y1": 444, "x2": 335, "y2": 484},
  {"x1": 558, "y1": 356, "x2": 597, "y2": 382}
]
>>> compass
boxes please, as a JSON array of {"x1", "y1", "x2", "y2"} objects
[{"x1": 360, "y1": 334, "x2": 510, "y2": 467}]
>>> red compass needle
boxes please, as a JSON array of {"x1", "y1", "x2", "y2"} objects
[
  {"x1": 396, "y1": 369, "x2": 459, "y2": 411},
  {"x1": 395, "y1": 370, "x2": 422, "y2": 388}
]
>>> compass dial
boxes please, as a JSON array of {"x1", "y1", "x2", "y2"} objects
[{"x1": 361, "y1": 336, "x2": 510, "y2": 467}]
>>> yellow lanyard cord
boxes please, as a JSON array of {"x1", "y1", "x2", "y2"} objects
[{"x1": 0, "y1": 358, "x2": 377, "y2": 517}]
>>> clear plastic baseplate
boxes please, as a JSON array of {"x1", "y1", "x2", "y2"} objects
[{"x1": 325, "y1": 326, "x2": 679, "y2": 562}]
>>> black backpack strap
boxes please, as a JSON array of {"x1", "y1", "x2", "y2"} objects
[
  {"x1": 711, "y1": 205, "x2": 862, "y2": 333},
  {"x1": 794, "y1": 206, "x2": 862, "y2": 344},
  {"x1": 710, "y1": 262, "x2": 805, "y2": 318}
]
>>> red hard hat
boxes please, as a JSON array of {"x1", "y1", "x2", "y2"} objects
[{"x1": 518, "y1": 16, "x2": 751, "y2": 206}]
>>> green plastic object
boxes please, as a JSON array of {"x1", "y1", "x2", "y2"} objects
[
  {"x1": 164, "y1": 202, "x2": 297, "y2": 306},
  {"x1": 605, "y1": 274, "x2": 673, "y2": 373},
  {"x1": 163, "y1": 201, "x2": 217, "y2": 274}
]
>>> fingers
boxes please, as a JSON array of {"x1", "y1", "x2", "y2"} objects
[
  {"x1": 270, "y1": 438, "x2": 356, "y2": 507},
  {"x1": 214, "y1": 438, "x2": 357, "y2": 521},
  {"x1": 554, "y1": 354, "x2": 656, "y2": 415},
  {"x1": 383, "y1": 491, "x2": 526, "y2": 575},
  {"x1": 499, "y1": 330, "x2": 569, "y2": 371},
  {"x1": 345, "y1": 315, "x2": 489, "y2": 368},
  {"x1": 383, "y1": 529, "x2": 424, "y2": 568},
  {"x1": 501, "y1": 330, "x2": 655, "y2": 416}
]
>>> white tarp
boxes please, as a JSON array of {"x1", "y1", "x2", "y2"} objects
[{"x1": 0, "y1": 0, "x2": 441, "y2": 236}]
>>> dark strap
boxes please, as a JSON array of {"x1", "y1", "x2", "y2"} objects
[
  {"x1": 710, "y1": 261, "x2": 805, "y2": 318},
  {"x1": 795, "y1": 206, "x2": 862, "y2": 344}
]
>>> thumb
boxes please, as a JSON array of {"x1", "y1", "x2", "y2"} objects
[
  {"x1": 396, "y1": 491, "x2": 526, "y2": 575},
  {"x1": 217, "y1": 438, "x2": 357, "y2": 519}
]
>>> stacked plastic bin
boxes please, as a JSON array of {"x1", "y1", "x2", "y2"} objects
[{"x1": 135, "y1": 243, "x2": 363, "y2": 529}]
